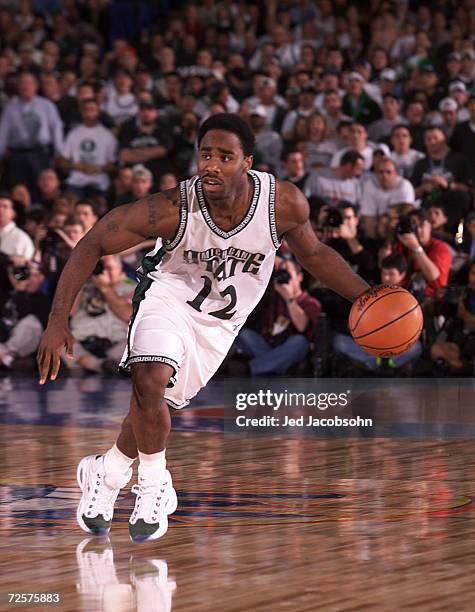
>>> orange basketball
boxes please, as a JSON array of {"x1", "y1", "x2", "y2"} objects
[{"x1": 349, "y1": 285, "x2": 423, "y2": 357}]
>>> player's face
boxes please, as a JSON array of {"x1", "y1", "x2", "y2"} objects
[{"x1": 198, "y1": 130, "x2": 252, "y2": 199}]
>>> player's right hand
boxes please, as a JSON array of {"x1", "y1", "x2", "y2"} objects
[{"x1": 37, "y1": 325, "x2": 75, "y2": 385}]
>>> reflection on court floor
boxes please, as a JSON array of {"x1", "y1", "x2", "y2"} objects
[{"x1": 1, "y1": 374, "x2": 475, "y2": 611}]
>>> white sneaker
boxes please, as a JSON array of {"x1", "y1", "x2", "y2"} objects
[
  {"x1": 129, "y1": 470, "x2": 177, "y2": 542},
  {"x1": 77, "y1": 455, "x2": 132, "y2": 536}
]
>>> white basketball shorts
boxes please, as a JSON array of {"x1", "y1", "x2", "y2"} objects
[{"x1": 120, "y1": 289, "x2": 234, "y2": 409}]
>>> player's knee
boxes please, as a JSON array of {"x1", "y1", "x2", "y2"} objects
[{"x1": 131, "y1": 362, "x2": 173, "y2": 404}]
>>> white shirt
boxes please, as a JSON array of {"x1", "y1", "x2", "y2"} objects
[
  {"x1": 305, "y1": 168, "x2": 361, "y2": 204},
  {"x1": 62, "y1": 124, "x2": 117, "y2": 191},
  {"x1": 0, "y1": 221, "x2": 35, "y2": 259},
  {"x1": 360, "y1": 174, "x2": 416, "y2": 216},
  {"x1": 102, "y1": 88, "x2": 138, "y2": 126},
  {"x1": 390, "y1": 149, "x2": 425, "y2": 180}
]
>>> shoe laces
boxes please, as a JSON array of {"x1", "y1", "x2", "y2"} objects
[
  {"x1": 86, "y1": 471, "x2": 121, "y2": 519},
  {"x1": 131, "y1": 476, "x2": 168, "y2": 523}
]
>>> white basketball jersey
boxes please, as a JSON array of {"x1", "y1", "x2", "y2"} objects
[{"x1": 140, "y1": 170, "x2": 280, "y2": 336}]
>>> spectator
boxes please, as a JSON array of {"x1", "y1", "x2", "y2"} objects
[
  {"x1": 245, "y1": 75, "x2": 287, "y2": 132},
  {"x1": 389, "y1": 124, "x2": 424, "y2": 179},
  {"x1": 235, "y1": 257, "x2": 321, "y2": 376},
  {"x1": 66, "y1": 255, "x2": 136, "y2": 373},
  {"x1": 0, "y1": 194, "x2": 34, "y2": 259},
  {"x1": 412, "y1": 126, "x2": 472, "y2": 231},
  {"x1": 460, "y1": 211, "x2": 475, "y2": 262},
  {"x1": 325, "y1": 202, "x2": 378, "y2": 283},
  {"x1": 280, "y1": 150, "x2": 309, "y2": 192},
  {"x1": 0, "y1": 258, "x2": 50, "y2": 369},
  {"x1": 74, "y1": 201, "x2": 99, "y2": 234},
  {"x1": 438, "y1": 97, "x2": 458, "y2": 140},
  {"x1": 394, "y1": 208, "x2": 452, "y2": 298},
  {"x1": 118, "y1": 93, "x2": 173, "y2": 189},
  {"x1": 0, "y1": 71, "x2": 63, "y2": 191},
  {"x1": 172, "y1": 110, "x2": 199, "y2": 179},
  {"x1": 305, "y1": 112, "x2": 338, "y2": 169},
  {"x1": 361, "y1": 157, "x2": 415, "y2": 238},
  {"x1": 333, "y1": 252, "x2": 422, "y2": 371},
  {"x1": 102, "y1": 69, "x2": 138, "y2": 127},
  {"x1": 322, "y1": 88, "x2": 351, "y2": 140},
  {"x1": 111, "y1": 166, "x2": 134, "y2": 207},
  {"x1": 450, "y1": 89, "x2": 475, "y2": 164},
  {"x1": 342, "y1": 71, "x2": 382, "y2": 125},
  {"x1": 59, "y1": 98, "x2": 117, "y2": 203},
  {"x1": 36, "y1": 168, "x2": 62, "y2": 210},
  {"x1": 404, "y1": 100, "x2": 426, "y2": 152},
  {"x1": 281, "y1": 85, "x2": 318, "y2": 141},
  {"x1": 331, "y1": 122, "x2": 375, "y2": 171},
  {"x1": 367, "y1": 93, "x2": 405, "y2": 143},
  {"x1": 448, "y1": 81, "x2": 469, "y2": 122},
  {"x1": 159, "y1": 173, "x2": 179, "y2": 191},
  {"x1": 428, "y1": 202, "x2": 454, "y2": 245},
  {"x1": 306, "y1": 150, "x2": 364, "y2": 204},
  {"x1": 248, "y1": 105, "x2": 283, "y2": 174},
  {"x1": 130, "y1": 165, "x2": 153, "y2": 200}
]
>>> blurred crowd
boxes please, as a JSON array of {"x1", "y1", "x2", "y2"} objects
[{"x1": 0, "y1": 0, "x2": 474, "y2": 377}]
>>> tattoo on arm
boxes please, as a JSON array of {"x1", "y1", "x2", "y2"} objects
[
  {"x1": 107, "y1": 220, "x2": 119, "y2": 232},
  {"x1": 148, "y1": 196, "x2": 157, "y2": 227}
]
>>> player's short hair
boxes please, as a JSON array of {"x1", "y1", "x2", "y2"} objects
[
  {"x1": 197, "y1": 113, "x2": 255, "y2": 156},
  {"x1": 381, "y1": 252, "x2": 408, "y2": 274}
]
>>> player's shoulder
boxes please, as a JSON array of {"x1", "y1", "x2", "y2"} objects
[{"x1": 275, "y1": 179, "x2": 310, "y2": 228}]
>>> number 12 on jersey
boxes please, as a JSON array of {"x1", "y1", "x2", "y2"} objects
[{"x1": 186, "y1": 275, "x2": 237, "y2": 320}]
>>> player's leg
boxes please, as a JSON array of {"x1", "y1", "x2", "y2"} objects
[{"x1": 127, "y1": 362, "x2": 178, "y2": 542}]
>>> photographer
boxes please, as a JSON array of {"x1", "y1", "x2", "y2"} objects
[
  {"x1": 235, "y1": 256, "x2": 321, "y2": 376},
  {"x1": 65, "y1": 255, "x2": 136, "y2": 374},
  {"x1": 0, "y1": 258, "x2": 50, "y2": 369},
  {"x1": 430, "y1": 261, "x2": 475, "y2": 374},
  {"x1": 324, "y1": 202, "x2": 379, "y2": 283},
  {"x1": 394, "y1": 208, "x2": 452, "y2": 298}
]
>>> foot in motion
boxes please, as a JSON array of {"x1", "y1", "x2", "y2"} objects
[
  {"x1": 129, "y1": 470, "x2": 177, "y2": 542},
  {"x1": 130, "y1": 557, "x2": 176, "y2": 612},
  {"x1": 77, "y1": 454, "x2": 132, "y2": 536}
]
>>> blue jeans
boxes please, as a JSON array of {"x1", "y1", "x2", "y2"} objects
[
  {"x1": 333, "y1": 333, "x2": 422, "y2": 369},
  {"x1": 236, "y1": 329, "x2": 310, "y2": 376}
]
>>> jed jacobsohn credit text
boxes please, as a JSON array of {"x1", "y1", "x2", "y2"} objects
[
  {"x1": 235, "y1": 390, "x2": 350, "y2": 411},
  {"x1": 234, "y1": 390, "x2": 373, "y2": 428}
]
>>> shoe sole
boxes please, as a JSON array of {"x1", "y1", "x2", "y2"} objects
[
  {"x1": 76, "y1": 456, "x2": 110, "y2": 537},
  {"x1": 129, "y1": 488, "x2": 178, "y2": 543}
]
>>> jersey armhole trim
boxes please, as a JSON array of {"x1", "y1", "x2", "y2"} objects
[
  {"x1": 268, "y1": 174, "x2": 281, "y2": 249},
  {"x1": 165, "y1": 181, "x2": 188, "y2": 251}
]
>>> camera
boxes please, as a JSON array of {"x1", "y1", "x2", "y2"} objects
[
  {"x1": 92, "y1": 261, "x2": 104, "y2": 276},
  {"x1": 324, "y1": 207, "x2": 343, "y2": 228},
  {"x1": 9, "y1": 265, "x2": 30, "y2": 281},
  {"x1": 274, "y1": 268, "x2": 291, "y2": 284},
  {"x1": 396, "y1": 215, "x2": 416, "y2": 234}
]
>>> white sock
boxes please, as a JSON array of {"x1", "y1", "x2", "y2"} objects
[
  {"x1": 103, "y1": 444, "x2": 136, "y2": 474},
  {"x1": 138, "y1": 449, "x2": 167, "y2": 480}
]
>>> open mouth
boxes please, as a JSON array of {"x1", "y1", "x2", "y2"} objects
[{"x1": 202, "y1": 177, "x2": 224, "y2": 191}]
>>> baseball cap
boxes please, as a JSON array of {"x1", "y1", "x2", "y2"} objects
[
  {"x1": 347, "y1": 71, "x2": 364, "y2": 83},
  {"x1": 250, "y1": 104, "x2": 267, "y2": 118},
  {"x1": 380, "y1": 68, "x2": 397, "y2": 82},
  {"x1": 439, "y1": 97, "x2": 458, "y2": 112},
  {"x1": 449, "y1": 80, "x2": 467, "y2": 93},
  {"x1": 132, "y1": 164, "x2": 152, "y2": 181},
  {"x1": 447, "y1": 52, "x2": 461, "y2": 62},
  {"x1": 299, "y1": 84, "x2": 317, "y2": 95},
  {"x1": 373, "y1": 143, "x2": 391, "y2": 157},
  {"x1": 420, "y1": 64, "x2": 436, "y2": 73},
  {"x1": 462, "y1": 49, "x2": 475, "y2": 60}
]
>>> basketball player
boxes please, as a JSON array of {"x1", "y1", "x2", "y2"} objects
[{"x1": 37, "y1": 114, "x2": 369, "y2": 542}]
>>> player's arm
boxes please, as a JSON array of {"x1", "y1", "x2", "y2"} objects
[
  {"x1": 37, "y1": 188, "x2": 181, "y2": 384},
  {"x1": 276, "y1": 181, "x2": 370, "y2": 302}
]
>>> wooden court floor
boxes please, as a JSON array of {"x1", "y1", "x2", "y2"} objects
[{"x1": 0, "y1": 375, "x2": 475, "y2": 611}]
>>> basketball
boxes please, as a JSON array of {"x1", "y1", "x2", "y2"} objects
[{"x1": 349, "y1": 285, "x2": 423, "y2": 357}]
